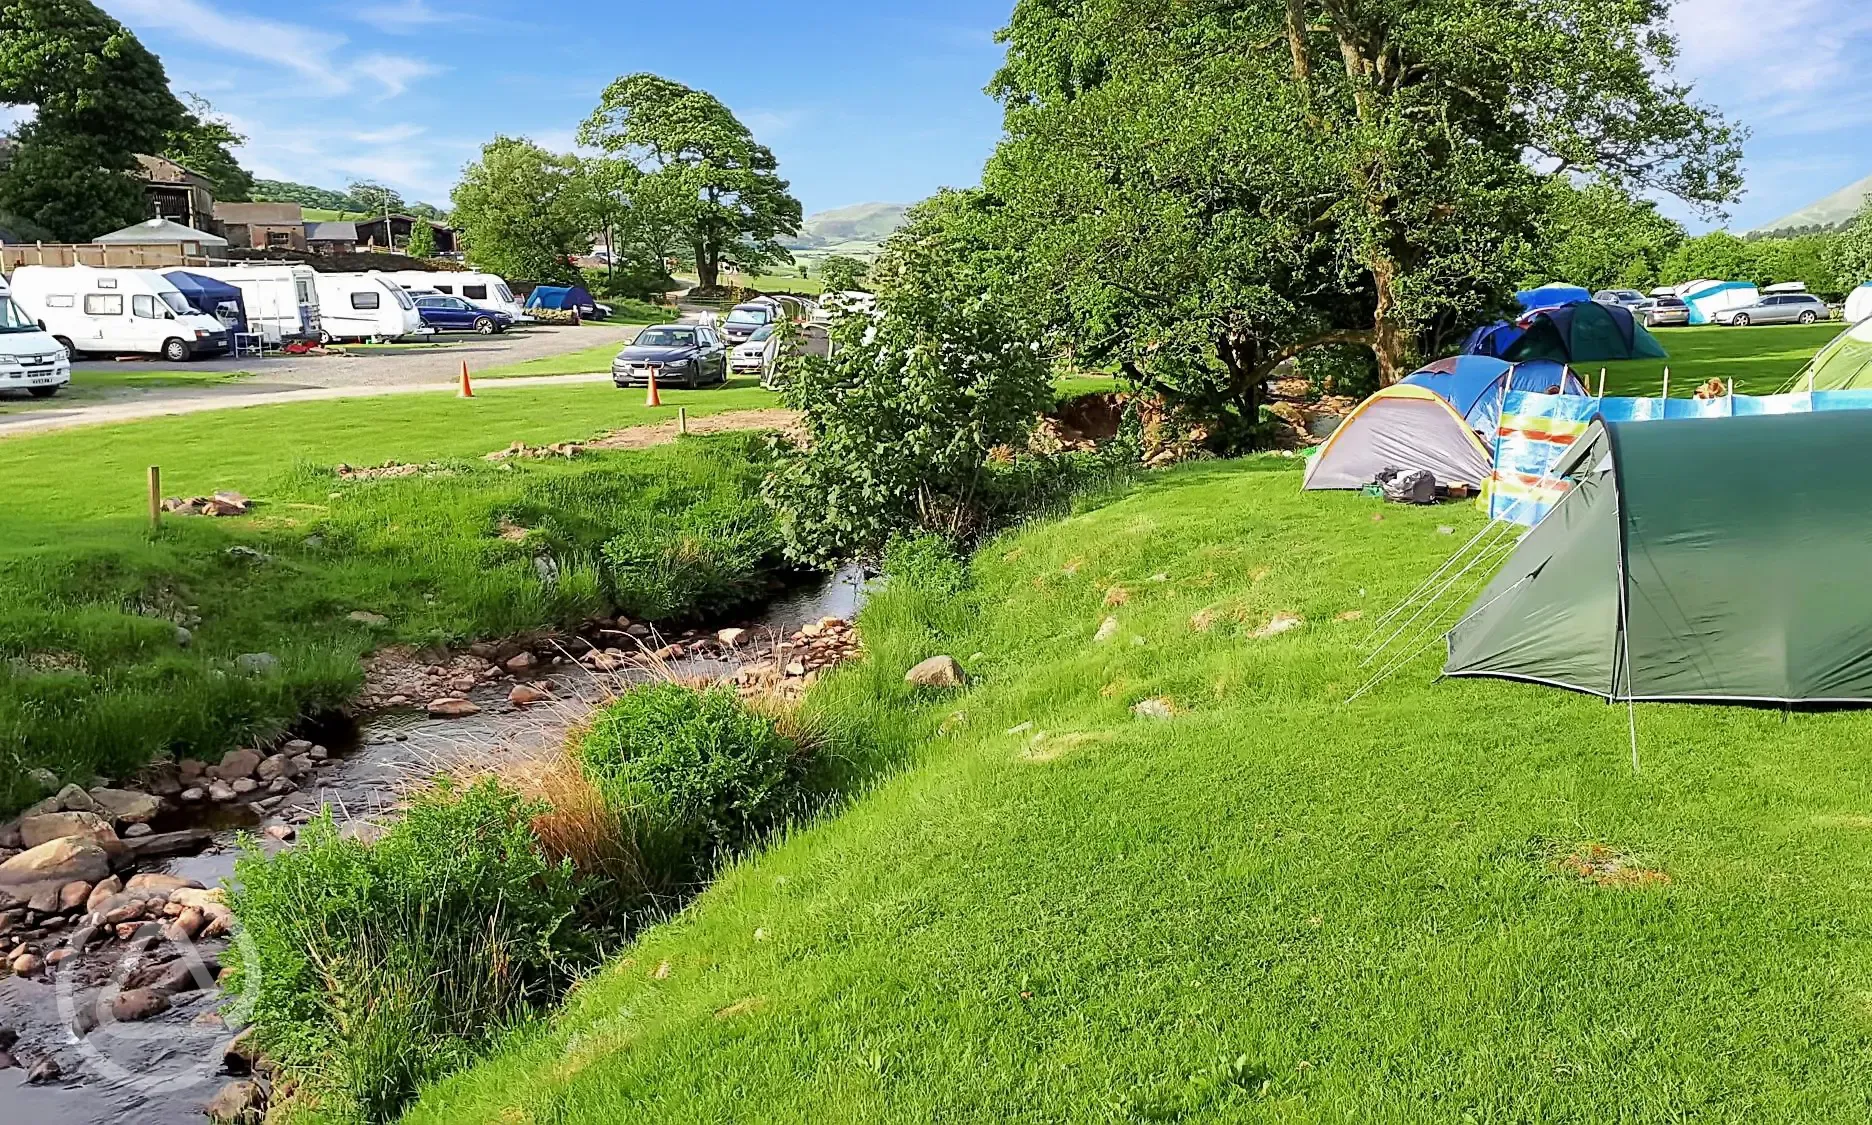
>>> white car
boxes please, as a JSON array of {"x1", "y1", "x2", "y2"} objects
[{"x1": 731, "y1": 322, "x2": 783, "y2": 379}]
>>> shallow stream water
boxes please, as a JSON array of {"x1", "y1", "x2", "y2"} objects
[{"x1": 1, "y1": 566, "x2": 871, "y2": 1124}]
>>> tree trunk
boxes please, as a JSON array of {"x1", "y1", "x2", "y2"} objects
[
  {"x1": 696, "y1": 242, "x2": 719, "y2": 291},
  {"x1": 1217, "y1": 331, "x2": 1264, "y2": 441},
  {"x1": 1368, "y1": 250, "x2": 1411, "y2": 385}
]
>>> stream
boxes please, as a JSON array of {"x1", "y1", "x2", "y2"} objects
[{"x1": 1, "y1": 566, "x2": 871, "y2": 1125}]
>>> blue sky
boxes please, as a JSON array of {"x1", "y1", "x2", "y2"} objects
[{"x1": 95, "y1": 0, "x2": 1872, "y2": 229}]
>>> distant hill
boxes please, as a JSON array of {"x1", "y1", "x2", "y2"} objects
[
  {"x1": 784, "y1": 202, "x2": 910, "y2": 253},
  {"x1": 1751, "y1": 173, "x2": 1872, "y2": 235}
]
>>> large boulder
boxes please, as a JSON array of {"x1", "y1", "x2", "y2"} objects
[
  {"x1": 18, "y1": 811, "x2": 119, "y2": 852},
  {"x1": 87, "y1": 788, "x2": 163, "y2": 825},
  {"x1": 904, "y1": 655, "x2": 967, "y2": 689},
  {"x1": 0, "y1": 837, "x2": 111, "y2": 887},
  {"x1": 213, "y1": 750, "x2": 262, "y2": 781},
  {"x1": 54, "y1": 784, "x2": 94, "y2": 813}
]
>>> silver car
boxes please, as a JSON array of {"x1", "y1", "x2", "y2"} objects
[
  {"x1": 1639, "y1": 296, "x2": 1690, "y2": 328},
  {"x1": 1593, "y1": 289, "x2": 1649, "y2": 310},
  {"x1": 1715, "y1": 293, "x2": 1830, "y2": 326}
]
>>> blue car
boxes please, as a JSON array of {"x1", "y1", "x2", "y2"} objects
[{"x1": 412, "y1": 294, "x2": 511, "y2": 334}]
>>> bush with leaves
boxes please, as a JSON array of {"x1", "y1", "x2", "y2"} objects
[
  {"x1": 227, "y1": 779, "x2": 593, "y2": 1124},
  {"x1": 765, "y1": 200, "x2": 1054, "y2": 566}
]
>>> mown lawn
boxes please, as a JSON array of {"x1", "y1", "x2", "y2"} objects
[
  {"x1": 1598, "y1": 322, "x2": 1839, "y2": 397},
  {"x1": 0, "y1": 367, "x2": 256, "y2": 413},
  {"x1": 405, "y1": 458, "x2": 1872, "y2": 1123}
]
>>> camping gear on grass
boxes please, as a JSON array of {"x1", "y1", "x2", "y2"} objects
[
  {"x1": 1460, "y1": 321, "x2": 1524, "y2": 358},
  {"x1": 1680, "y1": 280, "x2": 1761, "y2": 326},
  {"x1": 1448, "y1": 410, "x2": 1872, "y2": 703},
  {"x1": 1379, "y1": 467, "x2": 1437, "y2": 504},
  {"x1": 1782, "y1": 318, "x2": 1872, "y2": 391},
  {"x1": 1302, "y1": 384, "x2": 1492, "y2": 491},
  {"x1": 1515, "y1": 284, "x2": 1590, "y2": 311},
  {"x1": 1504, "y1": 302, "x2": 1667, "y2": 364},
  {"x1": 1402, "y1": 355, "x2": 1587, "y2": 431},
  {"x1": 164, "y1": 270, "x2": 248, "y2": 335}
]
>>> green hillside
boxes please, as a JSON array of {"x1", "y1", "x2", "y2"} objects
[
  {"x1": 783, "y1": 202, "x2": 911, "y2": 252},
  {"x1": 1751, "y1": 173, "x2": 1872, "y2": 234}
]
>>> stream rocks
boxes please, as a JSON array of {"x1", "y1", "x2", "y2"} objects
[
  {"x1": 0, "y1": 837, "x2": 112, "y2": 887},
  {"x1": 905, "y1": 654, "x2": 967, "y2": 689}
]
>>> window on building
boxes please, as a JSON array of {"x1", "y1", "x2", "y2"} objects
[
  {"x1": 132, "y1": 294, "x2": 161, "y2": 318},
  {"x1": 462, "y1": 285, "x2": 488, "y2": 301},
  {"x1": 84, "y1": 293, "x2": 124, "y2": 316},
  {"x1": 351, "y1": 291, "x2": 381, "y2": 310},
  {"x1": 267, "y1": 231, "x2": 293, "y2": 247}
]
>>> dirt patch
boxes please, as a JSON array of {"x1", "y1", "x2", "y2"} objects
[
  {"x1": 485, "y1": 408, "x2": 804, "y2": 463},
  {"x1": 1554, "y1": 843, "x2": 1671, "y2": 888}
]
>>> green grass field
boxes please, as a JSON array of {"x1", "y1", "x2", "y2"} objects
[
  {"x1": 477, "y1": 334, "x2": 647, "y2": 379},
  {"x1": 405, "y1": 456, "x2": 1872, "y2": 1124},
  {"x1": 0, "y1": 368, "x2": 254, "y2": 413},
  {"x1": 1597, "y1": 322, "x2": 1839, "y2": 397}
]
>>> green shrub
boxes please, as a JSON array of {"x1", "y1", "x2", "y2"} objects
[
  {"x1": 578, "y1": 684, "x2": 809, "y2": 884},
  {"x1": 228, "y1": 779, "x2": 594, "y2": 1124},
  {"x1": 602, "y1": 498, "x2": 780, "y2": 621}
]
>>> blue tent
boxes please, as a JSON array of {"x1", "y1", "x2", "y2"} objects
[
  {"x1": 1402, "y1": 354, "x2": 1587, "y2": 431},
  {"x1": 525, "y1": 285, "x2": 597, "y2": 314},
  {"x1": 164, "y1": 270, "x2": 248, "y2": 334},
  {"x1": 1515, "y1": 284, "x2": 1590, "y2": 311},
  {"x1": 1461, "y1": 322, "x2": 1524, "y2": 358}
]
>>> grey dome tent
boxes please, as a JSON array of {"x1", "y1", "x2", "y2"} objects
[{"x1": 1445, "y1": 410, "x2": 1872, "y2": 704}]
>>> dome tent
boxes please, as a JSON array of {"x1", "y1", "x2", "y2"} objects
[
  {"x1": 1302, "y1": 384, "x2": 1492, "y2": 491},
  {"x1": 1515, "y1": 284, "x2": 1590, "y2": 311},
  {"x1": 1460, "y1": 322, "x2": 1524, "y2": 358},
  {"x1": 1446, "y1": 410, "x2": 1872, "y2": 704},
  {"x1": 1780, "y1": 318, "x2": 1872, "y2": 392},
  {"x1": 1504, "y1": 302, "x2": 1667, "y2": 364},
  {"x1": 1402, "y1": 355, "x2": 1587, "y2": 431}
]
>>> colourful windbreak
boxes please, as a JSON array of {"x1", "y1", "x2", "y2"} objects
[{"x1": 1485, "y1": 389, "x2": 1872, "y2": 525}]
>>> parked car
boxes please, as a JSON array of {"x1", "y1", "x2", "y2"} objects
[
  {"x1": 611, "y1": 324, "x2": 728, "y2": 388},
  {"x1": 0, "y1": 280, "x2": 71, "y2": 397},
  {"x1": 1713, "y1": 293, "x2": 1830, "y2": 327},
  {"x1": 731, "y1": 322, "x2": 783, "y2": 379},
  {"x1": 1593, "y1": 289, "x2": 1649, "y2": 309},
  {"x1": 393, "y1": 271, "x2": 532, "y2": 322},
  {"x1": 1639, "y1": 296, "x2": 1690, "y2": 328},
  {"x1": 720, "y1": 301, "x2": 778, "y2": 343},
  {"x1": 412, "y1": 294, "x2": 511, "y2": 334}
]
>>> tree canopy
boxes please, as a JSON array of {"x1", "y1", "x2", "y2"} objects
[
  {"x1": 450, "y1": 136, "x2": 593, "y2": 283},
  {"x1": 579, "y1": 74, "x2": 801, "y2": 291},
  {"x1": 0, "y1": 0, "x2": 192, "y2": 239},
  {"x1": 162, "y1": 93, "x2": 252, "y2": 202},
  {"x1": 816, "y1": 255, "x2": 868, "y2": 294},
  {"x1": 347, "y1": 180, "x2": 405, "y2": 217},
  {"x1": 983, "y1": 0, "x2": 1743, "y2": 440}
]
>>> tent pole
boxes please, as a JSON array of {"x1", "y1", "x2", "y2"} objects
[
  {"x1": 1597, "y1": 368, "x2": 1606, "y2": 400},
  {"x1": 1613, "y1": 489, "x2": 1640, "y2": 775},
  {"x1": 1661, "y1": 367, "x2": 1669, "y2": 404}
]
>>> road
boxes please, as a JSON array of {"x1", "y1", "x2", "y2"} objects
[{"x1": 0, "y1": 322, "x2": 639, "y2": 438}]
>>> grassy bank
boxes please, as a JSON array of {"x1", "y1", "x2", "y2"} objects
[
  {"x1": 0, "y1": 418, "x2": 786, "y2": 813},
  {"x1": 404, "y1": 457, "x2": 1872, "y2": 1123}
]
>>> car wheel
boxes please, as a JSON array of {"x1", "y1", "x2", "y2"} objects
[
  {"x1": 475, "y1": 317, "x2": 496, "y2": 335},
  {"x1": 1799, "y1": 311, "x2": 1818, "y2": 324},
  {"x1": 1732, "y1": 314, "x2": 1750, "y2": 327},
  {"x1": 162, "y1": 337, "x2": 191, "y2": 362},
  {"x1": 53, "y1": 336, "x2": 79, "y2": 359},
  {"x1": 27, "y1": 385, "x2": 59, "y2": 398}
]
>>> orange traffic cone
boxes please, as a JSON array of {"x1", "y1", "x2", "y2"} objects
[
  {"x1": 645, "y1": 366, "x2": 662, "y2": 407},
  {"x1": 458, "y1": 360, "x2": 474, "y2": 398}
]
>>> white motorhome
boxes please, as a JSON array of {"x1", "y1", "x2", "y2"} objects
[
  {"x1": 9, "y1": 265, "x2": 230, "y2": 361},
  {"x1": 389, "y1": 271, "x2": 530, "y2": 322},
  {"x1": 0, "y1": 276, "x2": 72, "y2": 397},
  {"x1": 195, "y1": 264, "x2": 322, "y2": 344},
  {"x1": 312, "y1": 272, "x2": 430, "y2": 343}
]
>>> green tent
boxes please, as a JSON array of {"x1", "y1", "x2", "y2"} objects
[
  {"x1": 1445, "y1": 410, "x2": 1872, "y2": 703},
  {"x1": 1503, "y1": 302, "x2": 1668, "y2": 364},
  {"x1": 1780, "y1": 318, "x2": 1872, "y2": 392}
]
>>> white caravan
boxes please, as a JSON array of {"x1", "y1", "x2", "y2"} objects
[
  {"x1": 0, "y1": 276, "x2": 72, "y2": 397},
  {"x1": 312, "y1": 273, "x2": 430, "y2": 342},
  {"x1": 9, "y1": 265, "x2": 231, "y2": 361},
  {"x1": 389, "y1": 271, "x2": 530, "y2": 321},
  {"x1": 195, "y1": 264, "x2": 322, "y2": 344}
]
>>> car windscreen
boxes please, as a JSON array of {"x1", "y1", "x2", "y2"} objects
[
  {"x1": 0, "y1": 297, "x2": 38, "y2": 333},
  {"x1": 160, "y1": 291, "x2": 193, "y2": 316},
  {"x1": 725, "y1": 308, "x2": 768, "y2": 325},
  {"x1": 747, "y1": 324, "x2": 776, "y2": 342},
  {"x1": 633, "y1": 329, "x2": 696, "y2": 348}
]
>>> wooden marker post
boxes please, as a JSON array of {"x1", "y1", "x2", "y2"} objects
[
  {"x1": 147, "y1": 466, "x2": 162, "y2": 531},
  {"x1": 678, "y1": 407, "x2": 688, "y2": 435}
]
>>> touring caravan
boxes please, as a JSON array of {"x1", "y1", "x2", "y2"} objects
[
  {"x1": 0, "y1": 275, "x2": 72, "y2": 396},
  {"x1": 389, "y1": 271, "x2": 530, "y2": 322},
  {"x1": 195, "y1": 264, "x2": 322, "y2": 344},
  {"x1": 312, "y1": 273, "x2": 430, "y2": 342},
  {"x1": 9, "y1": 265, "x2": 230, "y2": 361}
]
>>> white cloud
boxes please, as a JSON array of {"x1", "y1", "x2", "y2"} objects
[
  {"x1": 354, "y1": 0, "x2": 448, "y2": 33},
  {"x1": 103, "y1": 0, "x2": 442, "y2": 98},
  {"x1": 351, "y1": 124, "x2": 427, "y2": 145},
  {"x1": 738, "y1": 108, "x2": 807, "y2": 139}
]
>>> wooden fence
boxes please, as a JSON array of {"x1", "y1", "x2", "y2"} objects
[{"x1": 0, "y1": 242, "x2": 217, "y2": 271}]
